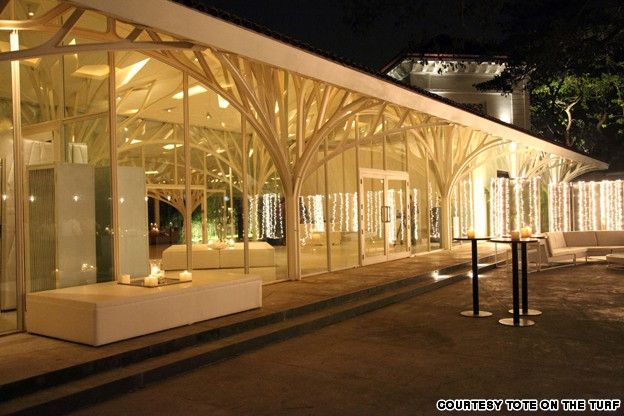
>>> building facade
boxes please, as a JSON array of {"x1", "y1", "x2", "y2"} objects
[
  {"x1": 384, "y1": 54, "x2": 530, "y2": 130},
  {"x1": 0, "y1": 0, "x2": 606, "y2": 337}
]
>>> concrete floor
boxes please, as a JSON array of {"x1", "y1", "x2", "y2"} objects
[{"x1": 70, "y1": 263, "x2": 624, "y2": 415}]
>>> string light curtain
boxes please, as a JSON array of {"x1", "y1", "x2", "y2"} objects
[
  {"x1": 490, "y1": 177, "x2": 541, "y2": 236},
  {"x1": 572, "y1": 180, "x2": 624, "y2": 231},
  {"x1": 548, "y1": 182, "x2": 571, "y2": 231}
]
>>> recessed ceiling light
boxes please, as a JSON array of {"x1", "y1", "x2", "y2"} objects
[
  {"x1": 217, "y1": 95, "x2": 229, "y2": 109},
  {"x1": 172, "y1": 85, "x2": 207, "y2": 99}
]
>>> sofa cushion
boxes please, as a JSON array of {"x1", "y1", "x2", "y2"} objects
[
  {"x1": 552, "y1": 247, "x2": 587, "y2": 257},
  {"x1": 595, "y1": 231, "x2": 624, "y2": 247},
  {"x1": 563, "y1": 231, "x2": 597, "y2": 247},
  {"x1": 587, "y1": 247, "x2": 614, "y2": 256},
  {"x1": 545, "y1": 232, "x2": 566, "y2": 256}
]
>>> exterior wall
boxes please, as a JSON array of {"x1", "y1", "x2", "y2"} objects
[{"x1": 394, "y1": 59, "x2": 530, "y2": 129}]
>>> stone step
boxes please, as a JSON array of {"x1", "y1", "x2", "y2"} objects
[{"x1": 0, "y1": 256, "x2": 499, "y2": 414}]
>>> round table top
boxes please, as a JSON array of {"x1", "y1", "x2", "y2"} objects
[
  {"x1": 490, "y1": 237, "x2": 539, "y2": 244},
  {"x1": 453, "y1": 236, "x2": 492, "y2": 241}
]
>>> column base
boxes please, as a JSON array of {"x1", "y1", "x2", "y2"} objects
[
  {"x1": 460, "y1": 310, "x2": 492, "y2": 318},
  {"x1": 498, "y1": 317, "x2": 535, "y2": 327}
]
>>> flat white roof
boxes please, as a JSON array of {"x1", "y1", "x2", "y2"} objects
[{"x1": 73, "y1": 0, "x2": 607, "y2": 169}]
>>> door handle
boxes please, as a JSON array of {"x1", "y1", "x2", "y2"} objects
[{"x1": 381, "y1": 206, "x2": 391, "y2": 223}]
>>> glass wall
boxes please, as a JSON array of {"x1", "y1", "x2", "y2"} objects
[
  {"x1": 299, "y1": 162, "x2": 328, "y2": 275},
  {"x1": 0, "y1": 55, "x2": 16, "y2": 333},
  {"x1": 327, "y1": 146, "x2": 359, "y2": 270},
  {"x1": 407, "y1": 139, "x2": 429, "y2": 253},
  {"x1": 246, "y1": 124, "x2": 287, "y2": 282}
]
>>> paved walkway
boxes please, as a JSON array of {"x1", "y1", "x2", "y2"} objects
[
  {"x1": 70, "y1": 262, "x2": 624, "y2": 415},
  {"x1": 0, "y1": 243, "x2": 499, "y2": 387}
]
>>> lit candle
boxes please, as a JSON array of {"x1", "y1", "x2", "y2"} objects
[
  {"x1": 144, "y1": 276, "x2": 158, "y2": 287},
  {"x1": 179, "y1": 270, "x2": 192, "y2": 282},
  {"x1": 510, "y1": 230, "x2": 520, "y2": 240},
  {"x1": 120, "y1": 274, "x2": 131, "y2": 284},
  {"x1": 228, "y1": 238, "x2": 235, "y2": 247},
  {"x1": 466, "y1": 229, "x2": 475, "y2": 239},
  {"x1": 150, "y1": 265, "x2": 160, "y2": 277}
]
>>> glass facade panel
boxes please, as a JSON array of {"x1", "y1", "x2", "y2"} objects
[
  {"x1": 299, "y1": 165, "x2": 327, "y2": 275},
  {"x1": 407, "y1": 141, "x2": 429, "y2": 253},
  {"x1": 327, "y1": 148, "x2": 358, "y2": 269},
  {"x1": 116, "y1": 52, "x2": 182, "y2": 277},
  {"x1": 246, "y1": 123, "x2": 287, "y2": 282},
  {"x1": 23, "y1": 50, "x2": 112, "y2": 293},
  {"x1": 0, "y1": 58, "x2": 16, "y2": 333}
]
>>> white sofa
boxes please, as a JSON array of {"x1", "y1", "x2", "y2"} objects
[
  {"x1": 162, "y1": 242, "x2": 275, "y2": 271},
  {"x1": 539, "y1": 231, "x2": 624, "y2": 266},
  {"x1": 26, "y1": 272, "x2": 262, "y2": 346}
]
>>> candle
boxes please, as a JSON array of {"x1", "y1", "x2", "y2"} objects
[
  {"x1": 510, "y1": 230, "x2": 520, "y2": 240},
  {"x1": 179, "y1": 270, "x2": 192, "y2": 282},
  {"x1": 466, "y1": 229, "x2": 475, "y2": 239},
  {"x1": 521, "y1": 226, "x2": 532, "y2": 238},
  {"x1": 144, "y1": 276, "x2": 158, "y2": 287},
  {"x1": 228, "y1": 238, "x2": 235, "y2": 247},
  {"x1": 120, "y1": 274, "x2": 131, "y2": 284}
]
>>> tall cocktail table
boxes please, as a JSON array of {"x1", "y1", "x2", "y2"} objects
[
  {"x1": 454, "y1": 236, "x2": 492, "y2": 318},
  {"x1": 491, "y1": 237, "x2": 539, "y2": 327}
]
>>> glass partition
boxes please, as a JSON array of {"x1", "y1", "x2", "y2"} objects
[
  {"x1": 0, "y1": 57, "x2": 16, "y2": 333},
  {"x1": 116, "y1": 51, "x2": 182, "y2": 277},
  {"x1": 299, "y1": 163, "x2": 327, "y2": 275},
  {"x1": 23, "y1": 50, "x2": 112, "y2": 293}
]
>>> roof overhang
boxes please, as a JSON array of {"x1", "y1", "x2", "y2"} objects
[{"x1": 71, "y1": 0, "x2": 607, "y2": 170}]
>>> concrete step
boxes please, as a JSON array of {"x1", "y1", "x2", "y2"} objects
[{"x1": 0, "y1": 257, "x2": 499, "y2": 415}]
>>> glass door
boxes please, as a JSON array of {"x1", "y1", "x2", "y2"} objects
[{"x1": 360, "y1": 169, "x2": 410, "y2": 265}]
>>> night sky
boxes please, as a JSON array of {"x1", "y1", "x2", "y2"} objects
[{"x1": 193, "y1": 0, "x2": 502, "y2": 71}]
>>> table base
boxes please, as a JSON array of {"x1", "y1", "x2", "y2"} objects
[
  {"x1": 498, "y1": 317, "x2": 535, "y2": 327},
  {"x1": 460, "y1": 310, "x2": 493, "y2": 318},
  {"x1": 508, "y1": 308, "x2": 542, "y2": 316}
]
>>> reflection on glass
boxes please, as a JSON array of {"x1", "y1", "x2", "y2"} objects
[
  {"x1": 388, "y1": 179, "x2": 409, "y2": 254},
  {"x1": 0, "y1": 58, "x2": 16, "y2": 333},
  {"x1": 363, "y1": 177, "x2": 385, "y2": 258},
  {"x1": 327, "y1": 148, "x2": 358, "y2": 270},
  {"x1": 115, "y1": 51, "x2": 183, "y2": 275},
  {"x1": 299, "y1": 167, "x2": 327, "y2": 275}
]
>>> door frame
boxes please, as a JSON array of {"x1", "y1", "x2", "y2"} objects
[{"x1": 359, "y1": 168, "x2": 411, "y2": 266}]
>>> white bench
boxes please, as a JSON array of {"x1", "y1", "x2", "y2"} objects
[
  {"x1": 162, "y1": 242, "x2": 275, "y2": 270},
  {"x1": 162, "y1": 244, "x2": 220, "y2": 270},
  {"x1": 26, "y1": 272, "x2": 262, "y2": 346}
]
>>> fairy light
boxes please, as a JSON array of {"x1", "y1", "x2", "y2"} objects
[
  {"x1": 332, "y1": 193, "x2": 338, "y2": 232},
  {"x1": 460, "y1": 179, "x2": 473, "y2": 237},
  {"x1": 572, "y1": 180, "x2": 624, "y2": 231},
  {"x1": 388, "y1": 189, "x2": 396, "y2": 244},
  {"x1": 549, "y1": 182, "x2": 569, "y2": 231},
  {"x1": 350, "y1": 193, "x2": 358, "y2": 231},
  {"x1": 412, "y1": 188, "x2": 419, "y2": 241}
]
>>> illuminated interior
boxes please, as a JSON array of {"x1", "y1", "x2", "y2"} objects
[{"x1": 0, "y1": 0, "x2": 608, "y2": 336}]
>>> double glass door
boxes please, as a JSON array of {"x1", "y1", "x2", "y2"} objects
[{"x1": 359, "y1": 169, "x2": 410, "y2": 265}]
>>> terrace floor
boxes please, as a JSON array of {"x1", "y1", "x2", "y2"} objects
[
  {"x1": 0, "y1": 242, "x2": 496, "y2": 388},
  {"x1": 71, "y1": 261, "x2": 624, "y2": 415}
]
